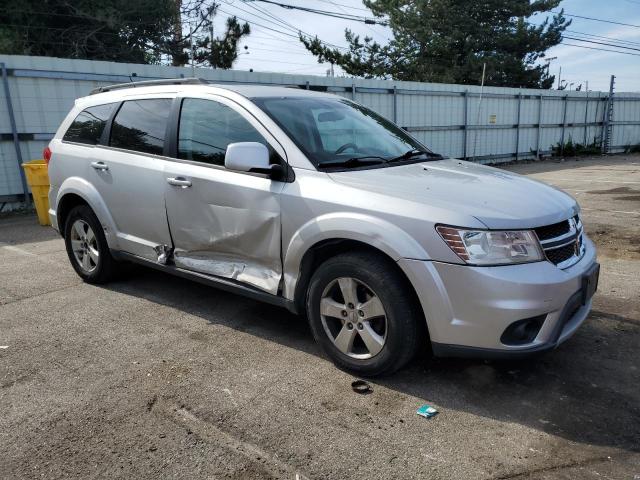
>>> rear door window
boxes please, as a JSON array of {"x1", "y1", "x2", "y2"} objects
[
  {"x1": 62, "y1": 103, "x2": 117, "y2": 145},
  {"x1": 109, "y1": 99, "x2": 172, "y2": 155},
  {"x1": 178, "y1": 98, "x2": 267, "y2": 166}
]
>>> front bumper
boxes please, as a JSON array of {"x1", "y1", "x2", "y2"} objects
[{"x1": 399, "y1": 236, "x2": 598, "y2": 357}]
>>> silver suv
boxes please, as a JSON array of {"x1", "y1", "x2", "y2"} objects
[{"x1": 47, "y1": 78, "x2": 599, "y2": 376}]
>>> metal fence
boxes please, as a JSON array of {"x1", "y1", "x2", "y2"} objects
[{"x1": 2, "y1": 54, "x2": 640, "y2": 205}]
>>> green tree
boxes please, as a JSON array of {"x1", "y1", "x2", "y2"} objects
[
  {"x1": 0, "y1": 0, "x2": 181, "y2": 63},
  {"x1": 194, "y1": 5, "x2": 250, "y2": 69},
  {"x1": 300, "y1": 0, "x2": 570, "y2": 88},
  {"x1": 0, "y1": 0, "x2": 249, "y2": 68}
]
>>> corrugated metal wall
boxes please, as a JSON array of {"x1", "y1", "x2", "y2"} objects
[{"x1": 2, "y1": 54, "x2": 640, "y2": 203}]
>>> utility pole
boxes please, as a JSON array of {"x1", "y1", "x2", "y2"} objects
[
  {"x1": 172, "y1": 0, "x2": 183, "y2": 66},
  {"x1": 544, "y1": 56, "x2": 556, "y2": 81},
  {"x1": 601, "y1": 75, "x2": 616, "y2": 154},
  {"x1": 210, "y1": 3, "x2": 216, "y2": 69},
  {"x1": 190, "y1": 25, "x2": 195, "y2": 77},
  {"x1": 557, "y1": 66, "x2": 562, "y2": 90},
  {"x1": 470, "y1": 63, "x2": 487, "y2": 161}
]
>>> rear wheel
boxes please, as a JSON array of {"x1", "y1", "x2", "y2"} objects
[
  {"x1": 64, "y1": 205, "x2": 119, "y2": 284},
  {"x1": 306, "y1": 251, "x2": 422, "y2": 376}
]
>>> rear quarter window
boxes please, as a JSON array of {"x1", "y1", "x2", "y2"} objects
[{"x1": 62, "y1": 103, "x2": 117, "y2": 145}]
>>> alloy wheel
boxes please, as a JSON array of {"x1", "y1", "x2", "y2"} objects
[
  {"x1": 319, "y1": 277, "x2": 387, "y2": 359},
  {"x1": 69, "y1": 219, "x2": 99, "y2": 273}
]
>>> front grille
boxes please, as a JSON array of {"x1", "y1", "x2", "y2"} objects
[
  {"x1": 534, "y1": 220, "x2": 570, "y2": 241},
  {"x1": 534, "y1": 216, "x2": 583, "y2": 268},
  {"x1": 545, "y1": 243, "x2": 576, "y2": 265}
]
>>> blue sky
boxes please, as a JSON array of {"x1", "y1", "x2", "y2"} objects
[{"x1": 212, "y1": 0, "x2": 640, "y2": 93}]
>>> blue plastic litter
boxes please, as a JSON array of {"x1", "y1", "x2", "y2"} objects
[{"x1": 416, "y1": 404, "x2": 438, "y2": 419}]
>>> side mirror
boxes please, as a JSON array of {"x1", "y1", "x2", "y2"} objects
[{"x1": 225, "y1": 142, "x2": 283, "y2": 178}]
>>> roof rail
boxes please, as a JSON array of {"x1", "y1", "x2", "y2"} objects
[{"x1": 89, "y1": 77, "x2": 208, "y2": 95}]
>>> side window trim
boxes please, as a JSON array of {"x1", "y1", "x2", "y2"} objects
[
  {"x1": 165, "y1": 96, "x2": 182, "y2": 159},
  {"x1": 99, "y1": 101, "x2": 123, "y2": 146}
]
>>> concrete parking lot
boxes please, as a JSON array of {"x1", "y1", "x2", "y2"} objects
[{"x1": 1, "y1": 155, "x2": 639, "y2": 479}]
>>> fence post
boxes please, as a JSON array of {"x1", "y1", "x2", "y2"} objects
[
  {"x1": 463, "y1": 90, "x2": 469, "y2": 159},
  {"x1": 393, "y1": 86, "x2": 397, "y2": 123},
  {"x1": 1, "y1": 62, "x2": 30, "y2": 204},
  {"x1": 515, "y1": 90, "x2": 522, "y2": 161},
  {"x1": 601, "y1": 75, "x2": 615, "y2": 154},
  {"x1": 583, "y1": 90, "x2": 590, "y2": 146},
  {"x1": 536, "y1": 94, "x2": 543, "y2": 159},
  {"x1": 560, "y1": 94, "x2": 569, "y2": 156},
  {"x1": 351, "y1": 83, "x2": 355, "y2": 100}
]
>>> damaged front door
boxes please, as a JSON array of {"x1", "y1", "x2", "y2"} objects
[{"x1": 164, "y1": 96, "x2": 286, "y2": 294}]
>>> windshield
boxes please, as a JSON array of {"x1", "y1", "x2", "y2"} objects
[{"x1": 252, "y1": 96, "x2": 438, "y2": 170}]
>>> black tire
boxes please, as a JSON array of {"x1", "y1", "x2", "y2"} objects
[
  {"x1": 64, "y1": 204, "x2": 120, "y2": 284},
  {"x1": 306, "y1": 251, "x2": 423, "y2": 376}
]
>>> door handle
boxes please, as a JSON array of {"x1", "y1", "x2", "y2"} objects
[
  {"x1": 167, "y1": 177, "x2": 192, "y2": 188},
  {"x1": 91, "y1": 161, "x2": 109, "y2": 171}
]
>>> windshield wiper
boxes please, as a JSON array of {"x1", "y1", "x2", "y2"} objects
[
  {"x1": 317, "y1": 156, "x2": 388, "y2": 169},
  {"x1": 388, "y1": 149, "x2": 444, "y2": 163}
]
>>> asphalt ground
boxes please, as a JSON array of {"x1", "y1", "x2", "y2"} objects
[{"x1": 1, "y1": 154, "x2": 639, "y2": 479}]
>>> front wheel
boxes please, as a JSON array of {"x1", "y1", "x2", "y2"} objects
[{"x1": 306, "y1": 252, "x2": 423, "y2": 376}]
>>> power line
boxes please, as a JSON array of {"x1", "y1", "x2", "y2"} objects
[
  {"x1": 246, "y1": 0, "x2": 388, "y2": 25},
  {"x1": 240, "y1": 57, "x2": 323, "y2": 66},
  {"x1": 242, "y1": 1, "x2": 302, "y2": 34},
  {"x1": 217, "y1": 7, "x2": 299, "y2": 38},
  {"x1": 247, "y1": 45, "x2": 321, "y2": 56},
  {"x1": 315, "y1": 0, "x2": 372, "y2": 13},
  {"x1": 562, "y1": 35, "x2": 640, "y2": 52},
  {"x1": 235, "y1": 0, "x2": 347, "y2": 49},
  {"x1": 218, "y1": 5, "x2": 347, "y2": 50},
  {"x1": 224, "y1": 0, "x2": 300, "y2": 35},
  {"x1": 566, "y1": 30, "x2": 640, "y2": 48},
  {"x1": 561, "y1": 41, "x2": 640, "y2": 56},
  {"x1": 320, "y1": 0, "x2": 391, "y2": 41},
  {"x1": 555, "y1": 11, "x2": 640, "y2": 29}
]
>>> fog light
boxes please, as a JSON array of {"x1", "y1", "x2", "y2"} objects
[{"x1": 500, "y1": 315, "x2": 546, "y2": 345}]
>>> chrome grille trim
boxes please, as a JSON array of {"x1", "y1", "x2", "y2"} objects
[{"x1": 534, "y1": 216, "x2": 585, "y2": 269}]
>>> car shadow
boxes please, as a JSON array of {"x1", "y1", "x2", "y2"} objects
[{"x1": 103, "y1": 265, "x2": 640, "y2": 455}]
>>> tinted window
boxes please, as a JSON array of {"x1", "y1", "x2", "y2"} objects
[
  {"x1": 63, "y1": 103, "x2": 117, "y2": 145},
  {"x1": 178, "y1": 98, "x2": 266, "y2": 166},
  {"x1": 110, "y1": 99, "x2": 172, "y2": 155}
]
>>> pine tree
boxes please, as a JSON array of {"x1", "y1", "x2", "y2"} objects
[{"x1": 300, "y1": 0, "x2": 570, "y2": 88}]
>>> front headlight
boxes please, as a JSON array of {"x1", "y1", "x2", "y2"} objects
[{"x1": 436, "y1": 226, "x2": 544, "y2": 265}]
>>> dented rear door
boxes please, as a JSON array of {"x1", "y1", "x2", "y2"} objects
[{"x1": 163, "y1": 96, "x2": 286, "y2": 294}]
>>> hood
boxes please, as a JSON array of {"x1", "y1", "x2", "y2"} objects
[{"x1": 328, "y1": 159, "x2": 578, "y2": 229}]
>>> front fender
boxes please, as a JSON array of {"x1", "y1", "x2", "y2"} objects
[
  {"x1": 282, "y1": 212, "x2": 429, "y2": 300},
  {"x1": 55, "y1": 176, "x2": 120, "y2": 250}
]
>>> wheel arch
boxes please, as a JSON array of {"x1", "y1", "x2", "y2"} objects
[
  {"x1": 288, "y1": 237, "x2": 426, "y2": 331},
  {"x1": 55, "y1": 177, "x2": 119, "y2": 249},
  {"x1": 283, "y1": 212, "x2": 428, "y2": 298}
]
